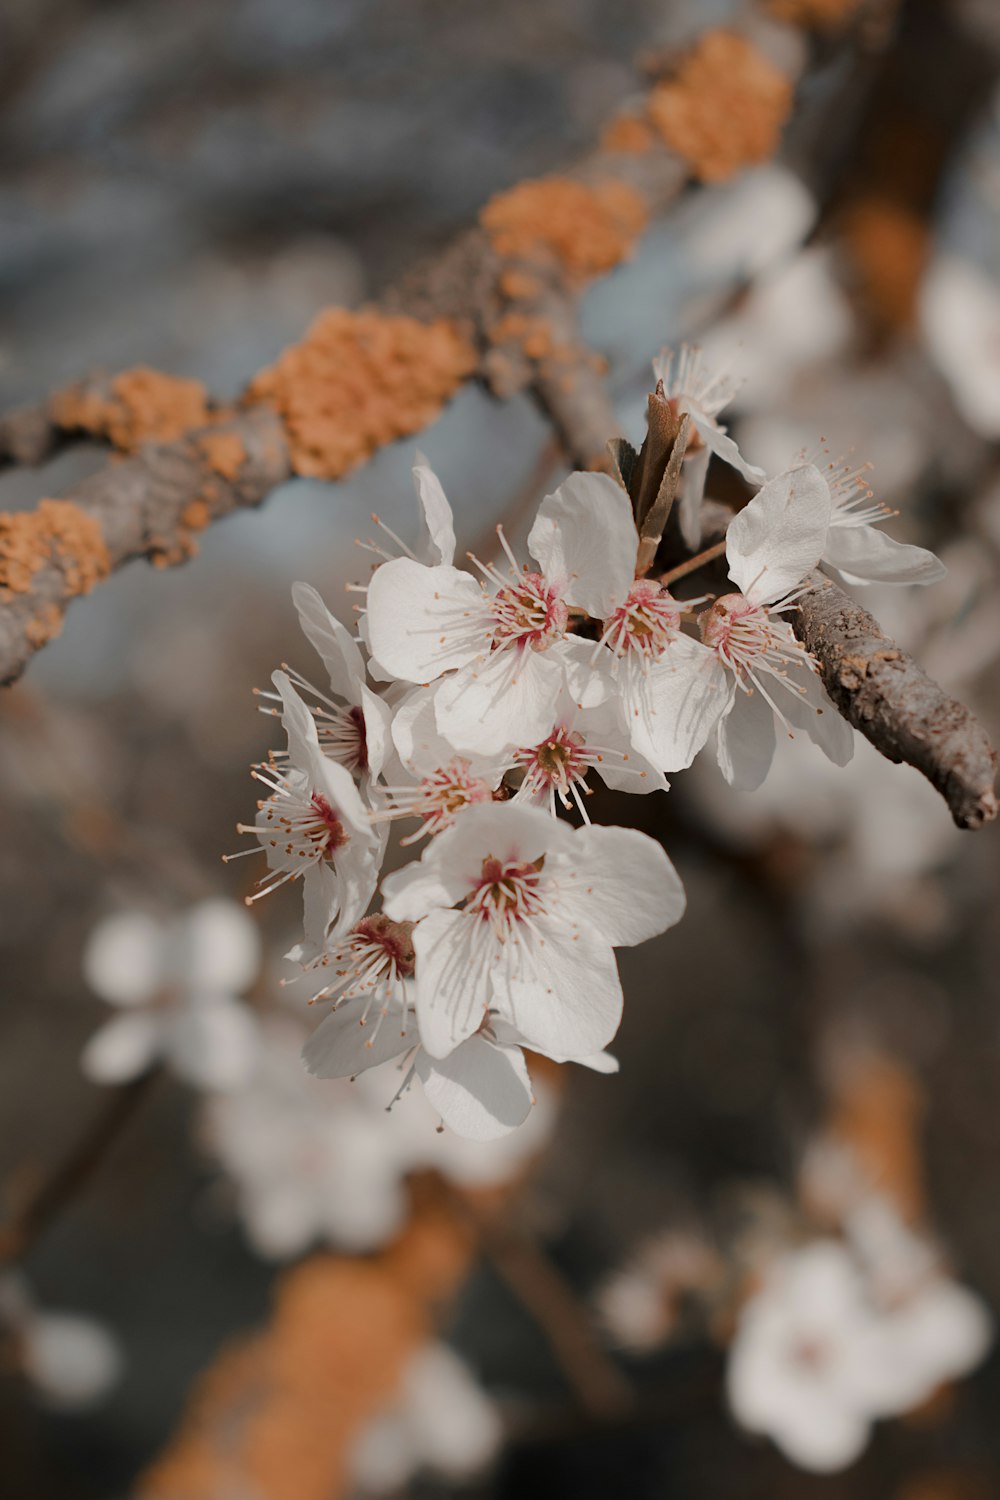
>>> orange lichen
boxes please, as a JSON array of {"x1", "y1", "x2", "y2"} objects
[
  {"x1": 24, "y1": 604, "x2": 65, "y2": 648},
  {"x1": 149, "y1": 497, "x2": 213, "y2": 569},
  {"x1": 481, "y1": 176, "x2": 648, "y2": 282},
  {"x1": 841, "y1": 197, "x2": 928, "y2": 331},
  {"x1": 50, "y1": 367, "x2": 211, "y2": 452},
  {"x1": 0, "y1": 500, "x2": 110, "y2": 599},
  {"x1": 198, "y1": 429, "x2": 247, "y2": 481},
  {"x1": 646, "y1": 31, "x2": 793, "y2": 183},
  {"x1": 139, "y1": 1208, "x2": 473, "y2": 1500},
  {"x1": 828, "y1": 1052, "x2": 925, "y2": 1224},
  {"x1": 488, "y1": 311, "x2": 555, "y2": 362},
  {"x1": 498, "y1": 267, "x2": 544, "y2": 301},
  {"x1": 766, "y1": 0, "x2": 862, "y2": 26},
  {"x1": 247, "y1": 308, "x2": 476, "y2": 480},
  {"x1": 600, "y1": 113, "x2": 655, "y2": 154}
]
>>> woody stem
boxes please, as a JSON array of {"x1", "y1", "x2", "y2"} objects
[{"x1": 658, "y1": 539, "x2": 727, "y2": 588}]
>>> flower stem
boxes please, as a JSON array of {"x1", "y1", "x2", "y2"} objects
[{"x1": 658, "y1": 538, "x2": 727, "y2": 588}]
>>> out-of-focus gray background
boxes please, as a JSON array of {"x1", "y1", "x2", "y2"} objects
[{"x1": 3, "y1": 0, "x2": 1000, "y2": 1496}]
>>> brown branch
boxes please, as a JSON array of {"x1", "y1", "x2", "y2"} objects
[
  {"x1": 0, "y1": 1, "x2": 886, "y2": 685},
  {"x1": 0, "y1": 1070, "x2": 160, "y2": 1265},
  {"x1": 0, "y1": 408, "x2": 291, "y2": 686},
  {"x1": 794, "y1": 572, "x2": 998, "y2": 829}
]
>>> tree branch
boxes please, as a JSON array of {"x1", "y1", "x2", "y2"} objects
[{"x1": 795, "y1": 572, "x2": 998, "y2": 829}]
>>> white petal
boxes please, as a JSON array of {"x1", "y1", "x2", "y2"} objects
[
  {"x1": 81, "y1": 1014, "x2": 162, "y2": 1084},
  {"x1": 433, "y1": 648, "x2": 565, "y2": 757},
  {"x1": 359, "y1": 682, "x2": 393, "y2": 782},
  {"x1": 495, "y1": 920, "x2": 623, "y2": 1060},
  {"x1": 624, "y1": 636, "x2": 730, "y2": 772},
  {"x1": 303, "y1": 1004, "x2": 412, "y2": 1078},
  {"x1": 412, "y1": 909, "x2": 490, "y2": 1057},
  {"x1": 726, "y1": 464, "x2": 832, "y2": 606},
  {"x1": 689, "y1": 411, "x2": 766, "y2": 486},
  {"x1": 82, "y1": 911, "x2": 164, "y2": 1007},
  {"x1": 244, "y1": 1182, "x2": 320, "y2": 1259},
  {"x1": 576, "y1": 1050, "x2": 619, "y2": 1074},
  {"x1": 823, "y1": 523, "x2": 946, "y2": 587},
  {"x1": 24, "y1": 1313, "x2": 122, "y2": 1410},
  {"x1": 365, "y1": 558, "x2": 485, "y2": 683},
  {"x1": 413, "y1": 455, "x2": 457, "y2": 566},
  {"x1": 166, "y1": 998, "x2": 261, "y2": 1090},
  {"x1": 677, "y1": 443, "x2": 711, "y2": 549},
  {"x1": 417, "y1": 1035, "x2": 533, "y2": 1140},
  {"x1": 553, "y1": 824, "x2": 685, "y2": 946},
  {"x1": 400, "y1": 1343, "x2": 502, "y2": 1475},
  {"x1": 527, "y1": 471, "x2": 637, "y2": 618},
  {"x1": 716, "y1": 686, "x2": 777, "y2": 790},
  {"x1": 391, "y1": 683, "x2": 506, "y2": 783},
  {"x1": 776, "y1": 658, "x2": 855, "y2": 767},
  {"x1": 292, "y1": 581, "x2": 366, "y2": 699},
  {"x1": 174, "y1": 898, "x2": 260, "y2": 995}
]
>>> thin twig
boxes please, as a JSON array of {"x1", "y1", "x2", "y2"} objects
[{"x1": 659, "y1": 539, "x2": 727, "y2": 588}]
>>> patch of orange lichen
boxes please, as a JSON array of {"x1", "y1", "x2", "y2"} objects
[
  {"x1": 600, "y1": 113, "x2": 655, "y2": 155},
  {"x1": 498, "y1": 267, "x2": 544, "y2": 301},
  {"x1": 247, "y1": 308, "x2": 476, "y2": 480},
  {"x1": 488, "y1": 311, "x2": 555, "y2": 362},
  {"x1": 24, "y1": 603, "x2": 65, "y2": 649},
  {"x1": 646, "y1": 31, "x2": 792, "y2": 184},
  {"x1": 481, "y1": 176, "x2": 648, "y2": 282},
  {"x1": 198, "y1": 429, "x2": 247, "y2": 481},
  {"x1": 50, "y1": 367, "x2": 210, "y2": 452},
  {"x1": 139, "y1": 1208, "x2": 473, "y2": 1500},
  {"x1": 829, "y1": 1052, "x2": 925, "y2": 1224},
  {"x1": 0, "y1": 500, "x2": 110, "y2": 600},
  {"x1": 766, "y1": 0, "x2": 862, "y2": 26},
  {"x1": 841, "y1": 197, "x2": 928, "y2": 331}
]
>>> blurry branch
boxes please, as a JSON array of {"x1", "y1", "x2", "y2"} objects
[
  {"x1": 793, "y1": 573, "x2": 999, "y2": 829},
  {"x1": 439, "y1": 1182, "x2": 633, "y2": 1421},
  {"x1": 0, "y1": 1, "x2": 891, "y2": 686},
  {"x1": 0, "y1": 1070, "x2": 160, "y2": 1265}
]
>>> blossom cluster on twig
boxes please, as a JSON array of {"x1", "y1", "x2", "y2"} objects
[{"x1": 231, "y1": 349, "x2": 945, "y2": 1141}]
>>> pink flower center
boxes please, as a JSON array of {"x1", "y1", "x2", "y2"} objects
[
  {"x1": 490, "y1": 571, "x2": 568, "y2": 653},
  {"x1": 307, "y1": 791, "x2": 349, "y2": 858},
  {"x1": 318, "y1": 703, "x2": 368, "y2": 774},
  {"x1": 602, "y1": 580, "x2": 681, "y2": 660},
  {"x1": 352, "y1": 913, "x2": 416, "y2": 978},
  {"x1": 467, "y1": 854, "x2": 547, "y2": 934},
  {"x1": 700, "y1": 593, "x2": 784, "y2": 678},
  {"x1": 515, "y1": 725, "x2": 592, "y2": 802}
]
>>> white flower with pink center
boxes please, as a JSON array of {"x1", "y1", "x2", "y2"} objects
[
  {"x1": 819, "y1": 457, "x2": 946, "y2": 588},
  {"x1": 230, "y1": 671, "x2": 384, "y2": 959},
  {"x1": 653, "y1": 344, "x2": 766, "y2": 547},
  {"x1": 364, "y1": 469, "x2": 642, "y2": 757},
  {"x1": 531, "y1": 476, "x2": 728, "y2": 774},
  {"x1": 269, "y1": 581, "x2": 392, "y2": 787},
  {"x1": 380, "y1": 802, "x2": 685, "y2": 1062},
  {"x1": 695, "y1": 464, "x2": 855, "y2": 790}
]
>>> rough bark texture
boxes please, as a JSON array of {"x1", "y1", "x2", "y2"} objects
[{"x1": 795, "y1": 571, "x2": 998, "y2": 829}]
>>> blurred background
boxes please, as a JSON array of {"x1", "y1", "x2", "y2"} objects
[{"x1": 3, "y1": 0, "x2": 1000, "y2": 1495}]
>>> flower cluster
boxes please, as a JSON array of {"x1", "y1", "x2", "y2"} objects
[{"x1": 233, "y1": 359, "x2": 944, "y2": 1140}]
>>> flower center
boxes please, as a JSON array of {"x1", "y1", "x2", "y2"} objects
[
  {"x1": 467, "y1": 855, "x2": 547, "y2": 935},
  {"x1": 378, "y1": 757, "x2": 493, "y2": 843},
  {"x1": 700, "y1": 592, "x2": 804, "y2": 682},
  {"x1": 490, "y1": 571, "x2": 568, "y2": 653},
  {"x1": 230, "y1": 767, "x2": 354, "y2": 904},
  {"x1": 515, "y1": 725, "x2": 595, "y2": 810},
  {"x1": 353, "y1": 913, "x2": 417, "y2": 978},
  {"x1": 318, "y1": 703, "x2": 368, "y2": 773},
  {"x1": 307, "y1": 792, "x2": 349, "y2": 858},
  {"x1": 601, "y1": 580, "x2": 681, "y2": 660}
]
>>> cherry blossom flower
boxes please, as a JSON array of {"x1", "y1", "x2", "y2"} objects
[
  {"x1": 381, "y1": 801, "x2": 685, "y2": 1061},
  {"x1": 81, "y1": 898, "x2": 261, "y2": 1090},
  {"x1": 727, "y1": 1237, "x2": 990, "y2": 1473},
  {"x1": 653, "y1": 344, "x2": 766, "y2": 546},
  {"x1": 275, "y1": 580, "x2": 392, "y2": 785},
  {"x1": 697, "y1": 463, "x2": 855, "y2": 790},
  {"x1": 819, "y1": 457, "x2": 946, "y2": 588},
  {"x1": 364, "y1": 469, "x2": 641, "y2": 757},
  {"x1": 533, "y1": 475, "x2": 729, "y2": 773},
  {"x1": 0, "y1": 1275, "x2": 122, "y2": 1411},
  {"x1": 231, "y1": 670, "x2": 384, "y2": 959},
  {"x1": 349, "y1": 1341, "x2": 501, "y2": 1495}
]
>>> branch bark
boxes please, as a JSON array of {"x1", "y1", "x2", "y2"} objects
[{"x1": 795, "y1": 571, "x2": 998, "y2": 829}]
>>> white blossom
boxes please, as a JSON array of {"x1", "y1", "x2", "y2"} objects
[
  {"x1": 819, "y1": 457, "x2": 945, "y2": 588},
  {"x1": 81, "y1": 898, "x2": 261, "y2": 1090},
  {"x1": 381, "y1": 801, "x2": 685, "y2": 1062},
  {"x1": 698, "y1": 464, "x2": 855, "y2": 790},
  {"x1": 0, "y1": 1274, "x2": 122, "y2": 1411},
  {"x1": 364, "y1": 469, "x2": 641, "y2": 757},
  {"x1": 231, "y1": 670, "x2": 384, "y2": 959},
  {"x1": 349, "y1": 1341, "x2": 501, "y2": 1495},
  {"x1": 653, "y1": 344, "x2": 766, "y2": 547},
  {"x1": 727, "y1": 1236, "x2": 990, "y2": 1473}
]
